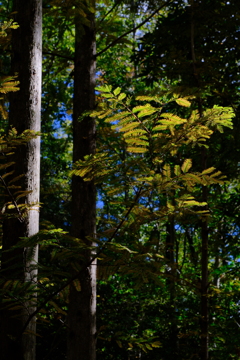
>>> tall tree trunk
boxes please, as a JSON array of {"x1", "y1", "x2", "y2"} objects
[
  {"x1": 165, "y1": 216, "x2": 179, "y2": 358},
  {"x1": 67, "y1": 1, "x2": 97, "y2": 359},
  {"x1": 190, "y1": 1, "x2": 209, "y2": 358},
  {"x1": 200, "y1": 151, "x2": 209, "y2": 360},
  {"x1": 0, "y1": 1, "x2": 42, "y2": 360}
]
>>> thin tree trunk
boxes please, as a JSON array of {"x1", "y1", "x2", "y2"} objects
[
  {"x1": 0, "y1": 1, "x2": 42, "y2": 359},
  {"x1": 166, "y1": 216, "x2": 179, "y2": 357},
  {"x1": 186, "y1": 227, "x2": 197, "y2": 268},
  {"x1": 67, "y1": 1, "x2": 97, "y2": 359},
  {"x1": 190, "y1": 1, "x2": 209, "y2": 358},
  {"x1": 200, "y1": 151, "x2": 209, "y2": 360}
]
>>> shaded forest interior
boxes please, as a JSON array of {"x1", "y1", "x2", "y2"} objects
[{"x1": 0, "y1": 1, "x2": 240, "y2": 359}]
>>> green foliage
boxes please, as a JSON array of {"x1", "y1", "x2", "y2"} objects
[
  {"x1": 134, "y1": 0, "x2": 240, "y2": 100},
  {"x1": 0, "y1": 2, "x2": 239, "y2": 359},
  {"x1": 0, "y1": 21, "x2": 19, "y2": 120},
  {"x1": 0, "y1": 19, "x2": 19, "y2": 48},
  {"x1": 68, "y1": 84, "x2": 238, "y2": 359}
]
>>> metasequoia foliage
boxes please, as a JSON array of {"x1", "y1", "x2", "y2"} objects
[
  {"x1": 70, "y1": 85, "x2": 234, "y2": 280},
  {"x1": 0, "y1": 21, "x2": 19, "y2": 120},
  {"x1": 45, "y1": 0, "x2": 94, "y2": 29},
  {"x1": 69, "y1": 85, "x2": 235, "y2": 354},
  {"x1": 72, "y1": 85, "x2": 233, "y2": 221},
  {"x1": 0, "y1": 84, "x2": 234, "y2": 355}
]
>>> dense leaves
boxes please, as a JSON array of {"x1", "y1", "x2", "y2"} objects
[{"x1": 1, "y1": 1, "x2": 240, "y2": 360}]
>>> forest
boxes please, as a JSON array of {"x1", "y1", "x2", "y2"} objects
[{"x1": 0, "y1": 0, "x2": 240, "y2": 359}]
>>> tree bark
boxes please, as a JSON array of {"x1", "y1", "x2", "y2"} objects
[
  {"x1": 0, "y1": 1, "x2": 42, "y2": 359},
  {"x1": 67, "y1": 1, "x2": 97, "y2": 359},
  {"x1": 190, "y1": 1, "x2": 209, "y2": 357}
]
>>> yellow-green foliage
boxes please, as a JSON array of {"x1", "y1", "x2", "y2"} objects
[
  {"x1": 71, "y1": 85, "x2": 234, "y2": 219},
  {"x1": 0, "y1": 21, "x2": 19, "y2": 119},
  {"x1": 46, "y1": 0, "x2": 95, "y2": 31}
]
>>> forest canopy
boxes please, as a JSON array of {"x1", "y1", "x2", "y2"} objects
[{"x1": 0, "y1": 1, "x2": 240, "y2": 360}]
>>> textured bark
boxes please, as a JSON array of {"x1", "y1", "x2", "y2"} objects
[
  {"x1": 0, "y1": 1, "x2": 42, "y2": 359},
  {"x1": 67, "y1": 2, "x2": 97, "y2": 359},
  {"x1": 190, "y1": 2, "x2": 209, "y2": 357}
]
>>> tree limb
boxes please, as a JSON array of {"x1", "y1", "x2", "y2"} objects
[
  {"x1": 96, "y1": 0, "x2": 123, "y2": 29},
  {"x1": 43, "y1": 0, "x2": 173, "y2": 61},
  {"x1": 43, "y1": 50, "x2": 74, "y2": 61},
  {"x1": 0, "y1": 175, "x2": 24, "y2": 222},
  {"x1": 95, "y1": 0, "x2": 173, "y2": 58}
]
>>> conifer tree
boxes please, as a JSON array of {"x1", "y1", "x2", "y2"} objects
[
  {"x1": 0, "y1": 1, "x2": 42, "y2": 359},
  {"x1": 67, "y1": 1, "x2": 97, "y2": 359}
]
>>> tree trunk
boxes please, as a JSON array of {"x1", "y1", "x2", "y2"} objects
[
  {"x1": 190, "y1": 1, "x2": 209, "y2": 357},
  {"x1": 67, "y1": 1, "x2": 97, "y2": 359},
  {"x1": 0, "y1": 1, "x2": 42, "y2": 359},
  {"x1": 200, "y1": 150, "x2": 209, "y2": 360},
  {"x1": 166, "y1": 216, "x2": 179, "y2": 358},
  {"x1": 200, "y1": 207, "x2": 209, "y2": 360}
]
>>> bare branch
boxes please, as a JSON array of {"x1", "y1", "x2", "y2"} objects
[
  {"x1": 0, "y1": 175, "x2": 24, "y2": 222},
  {"x1": 43, "y1": 50, "x2": 74, "y2": 61}
]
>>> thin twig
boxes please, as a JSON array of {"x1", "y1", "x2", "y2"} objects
[
  {"x1": 43, "y1": 50, "x2": 74, "y2": 61},
  {"x1": 95, "y1": 0, "x2": 173, "y2": 58},
  {"x1": 0, "y1": 175, "x2": 24, "y2": 222},
  {"x1": 96, "y1": 0, "x2": 123, "y2": 29},
  {"x1": 43, "y1": 1, "x2": 173, "y2": 62}
]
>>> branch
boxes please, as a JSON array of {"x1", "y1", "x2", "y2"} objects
[
  {"x1": 96, "y1": 0, "x2": 123, "y2": 29},
  {"x1": 43, "y1": 50, "x2": 74, "y2": 61},
  {"x1": 95, "y1": 0, "x2": 173, "y2": 58},
  {"x1": 43, "y1": 1, "x2": 173, "y2": 61},
  {"x1": 0, "y1": 175, "x2": 24, "y2": 223}
]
